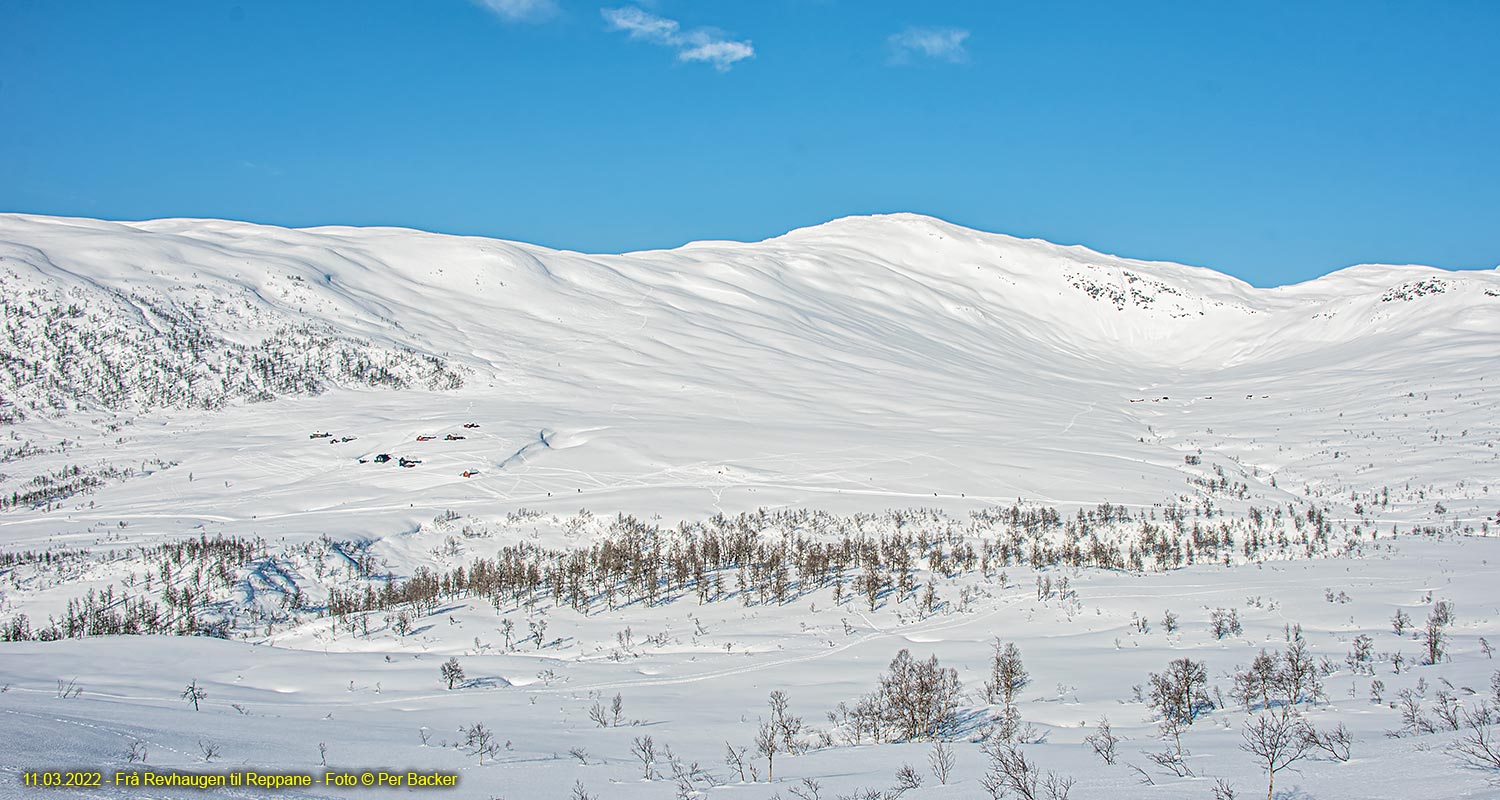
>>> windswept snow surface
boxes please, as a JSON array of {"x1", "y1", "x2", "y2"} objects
[{"x1": 0, "y1": 212, "x2": 1497, "y2": 799}]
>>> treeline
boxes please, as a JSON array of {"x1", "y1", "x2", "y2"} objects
[
  {"x1": 327, "y1": 501, "x2": 1342, "y2": 625},
  {"x1": 0, "y1": 283, "x2": 465, "y2": 418},
  {"x1": 0, "y1": 500, "x2": 1350, "y2": 643},
  {"x1": 0, "y1": 546, "x2": 90, "y2": 568},
  {"x1": 0, "y1": 534, "x2": 262, "y2": 642},
  {"x1": 1, "y1": 588, "x2": 173, "y2": 641},
  {"x1": 0, "y1": 463, "x2": 134, "y2": 511}
]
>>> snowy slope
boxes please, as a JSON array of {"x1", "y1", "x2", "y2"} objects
[
  {"x1": 1, "y1": 212, "x2": 1498, "y2": 799},
  {"x1": 0, "y1": 211, "x2": 1495, "y2": 531}
]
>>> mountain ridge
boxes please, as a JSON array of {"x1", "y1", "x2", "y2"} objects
[
  {"x1": 0, "y1": 210, "x2": 1494, "y2": 529},
  {"x1": 7, "y1": 210, "x2": 1495, "y2": 291}
]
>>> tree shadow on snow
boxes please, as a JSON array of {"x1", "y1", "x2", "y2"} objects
[{"x1": 464, "y1": 675, "x2": 513, "y2": 689}]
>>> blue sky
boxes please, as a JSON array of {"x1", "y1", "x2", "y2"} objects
[{"x1": 1, "y1": 1, "x2": 1496, "y2": 285}]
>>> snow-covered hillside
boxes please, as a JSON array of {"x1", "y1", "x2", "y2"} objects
[
  {"x1": 1, "y1": 212, "x2": 1494, "y2": 526},
  {"x1": 0, "y1": 212, "x2": 1497, "y2": 799}
]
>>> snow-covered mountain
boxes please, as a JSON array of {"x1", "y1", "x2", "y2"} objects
[
  {"x1": 0, "y1": 212, "x2": 1494, "y2": 525},
  {"x1": 1, "y1": 213, "x2": 1497, "y2": 800}
]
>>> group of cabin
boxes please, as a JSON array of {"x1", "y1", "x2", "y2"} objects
[
  {"x1": 363, "y1": 453, "x2": 420, "y2": 468},
  {"x1": 347, "y1": 423, "x2": 483, "y2": 476},
  {"x1": 1127, "y1": 394, "x2": 1268, "y2": 404},
  {"x1": 309, "y1": 432, "x2": 357, "y2": 443},
  {"x1": 414, "y1": 423, "x2": 477, "y2": 444}
]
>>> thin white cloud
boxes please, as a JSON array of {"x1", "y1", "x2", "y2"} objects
[
  {"x1": 888, "y1": 26, "x2": 970, "y2": 64},
  {"x1": 475, "y1": 0, "x2": 558, "y2": 23},
  {"x1": 679, "y1": 39, "x2": 755, "y2": 68},
  {"x1": 604, "y1": 6, "x2": 677, "y2": 41},
  {"x1": 239, "y1": 161, "x2": 285, "y2": 177},
  {"x1": 603, "y1": 6, "x2": 754, "y2": 72}
]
